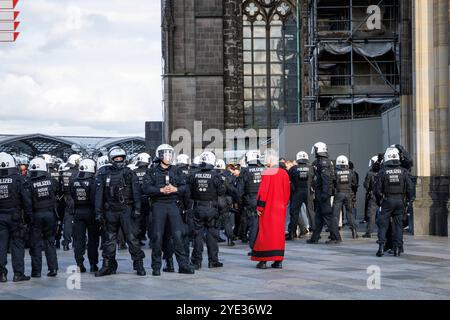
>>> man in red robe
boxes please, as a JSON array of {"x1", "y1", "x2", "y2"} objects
[{"x1": 250, "y1": 150, "x2": 290, "y2": 269}]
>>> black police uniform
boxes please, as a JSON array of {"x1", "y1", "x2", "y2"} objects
[
  {"x1": 188, "y1": 163, "x2": 225, "y2": 267},
  {"x1": 239, "y1": 164, "x2": 264, "y2": 248},
  {"x1": 287, "y1": 162, "x2": 315, "y2": 238},
  {"x1": 217, "y1": 169, "x2": 238, "y2": 245},
  {"x1": 308, "y1": 156, "x2": 342, "y2": 243},
  {"x1": 95, "y1": 165, "x2": 145, "y2": 274},
  {"x1": 134, "y1": 164, "x2": 151, "y2": 242},
  {"x1": 28, "y1": 171, "x2": 59, "y2": 276},
  {"x1": 70, "y1": 172, "x2": 99, "y2": 270},
  {"x1": 51, "y1": 167, "x2": 64, "y2": 248},
  {"x1": 0, "y1": 167, "x2": 32, "y2": 281},
  {"x1": 60, "y1": 167, "x2": 78, "y2": 248},
  {"x1": 332, "y1": 166, "x2": 359, "y2": 238},
  {"x1": 143, "y1": 163, "x2": 191, "y2": 274},
  {"x1": 375, "y1": 162, "x2": 413, "y2": 255},
  {"x1": 363, "y1": 166, "x2": 379, "y2": 235}
]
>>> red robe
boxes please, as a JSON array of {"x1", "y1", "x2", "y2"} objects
[{"x1": 251, "y1": 167, "x2": 290, "y2": 262}]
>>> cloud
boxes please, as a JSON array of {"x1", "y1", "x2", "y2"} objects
[{"x1": 0, "y1": 0, "x2": 162, "y2": 137}]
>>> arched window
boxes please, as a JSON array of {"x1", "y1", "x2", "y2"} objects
[{"x1": 242, "y1": 0, "x2": 299, "y2": 129}]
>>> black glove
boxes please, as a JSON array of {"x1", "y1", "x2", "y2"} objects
[{"x1": 131, "y1": 209, "x2": 141, "y2": 220}]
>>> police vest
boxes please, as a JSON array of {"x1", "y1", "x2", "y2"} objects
[
  {"x1": 296, "y1": 164, "x2": 311, "y2": 189},
  {"x1": 61, "y1": 169, "x2": 77, "y2": 194},
  {"x1": 383, "y1": 168, "x2": 406, "y2": 195},
  {"x1": 244, "y1": 166, "x2": 264, "y2": 195},
  {"x1": 0, "y1": 175, "x2": 19, "y2": 210},
  {"x1": 30, "y1": 177, "x2": 56, "y2": 210},
  {"x1": 314, "y1": 158, "x2": 335, "y2": 195},
  {"x1": 336, "y1": 169, "x2": 352, "y2": 192},
  {"x1": 134, "y1": 167, "x2": 147, "y2": 186},
  {"x1": 105, "y1": 169, "x2": 134, "y2": 206},
  {"x1": 72, "y1": 179, "x2": 92, "y2": 207},
  {"x1": 191, "y1": 170, "x2": 218, "y2": 201}
]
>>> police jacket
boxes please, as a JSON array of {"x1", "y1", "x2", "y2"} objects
[
  {"x1": 95, "y1": 166, "x2": 141, "y2": 212},
  {"x1": 334, "y1": 167, "x2": 358, "y2": 194},
  {"x1": 312, "y1": 156, "x2": 335, "y2": 198},
  {"x1": 288, "y1": 162, "x2": 314, "y2": 193},
  {"x1": 60, "y1": 167, "x2": 79, "y2": 195},
  {"x1": 240, "y1": 164, "x2": 265, "y2": 207},
  {"x1": 374, "y1": 162, "x2": 414, "y2": 202},
  {"x1": 188, "y1": 164, "x2": 225, "y2": 202},
  {"x1": 0, "y1": 168, "x2": 32, "y2": 216},
  {"x1": 27, "y1": 171, "x2": 59, "y2": 211},
  {"x1": 70, "y1": 172, "x2": 96, "y2": 209},
  {"x1": 143, "y1": 163, "x2": 186, "y2": 203}
]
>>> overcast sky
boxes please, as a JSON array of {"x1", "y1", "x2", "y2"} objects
[{"x1": 0, "y1": 0, "x2": 162, "y2": 137}]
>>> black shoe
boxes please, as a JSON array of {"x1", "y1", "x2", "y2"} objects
[
  {"x1": 227, "y1": 239, "x2": 235, "y2": 246},
  {"x1": 77, "y1": 263, "x2": 86, "y2": 273},
  {"x1": 0, "y1": 273, "x2": 7, "y2": 283},
  {"x1": 362, "y1": 233, "x2": 372, "y2": 238},
  {"x1": 152, "y1": 269, "x2": 161, "y2": 276},
  {"x1": 306, "y1": 239, "x2": 319, "y2": 244},
  {"x1": 63, "y1": 244, "x2": 70, "y2": 251},
  {"x1": 285, "y1": 232, "x2": 294, "y2": 241},
  {"x1": 208, "y1": 261, "x2": 223, "y2": 268},
  {"x1": 351, "y1": 229, "x2": 359, "y2": 239},
  {"x1": 95, "y1": 259, "x2": 117, "y2": 277},
  {"x1": 55, "y1": 241, "x2": 61, "y2": 249},
  {"x1": 90, "y1": 264, "x2": 99, "y2": 273},
  {"x1": 13, "y1": 273, "x2": 30, "y2": 282},
  {"x1": 247, "y1": 251, "x2": 252, "y2": 256},
  {"x1": 218, "y1": 237, "x2": 226, "y2": 243},
  {"x1": 135, "y1": 260, "x2": 146, "y2": 276},
  {"x1": 47, "y1": 270, "x2": 57, "y2": 277},
  {"x1": 241, "y1": 237, "x2": 248, "y2": 244},
  {"x1": 191, "y1": 261, "x2": 201, "y2": 270},
  {"x1": 163, "y1": 259, "x2": 175, "y2": 273},
  {"x1": 271, "y1": 261, "x2": 283, "y2": 269},
  {"x1": 393, "y1": 247, "x2": 401, "y2": 257},
  {"x1": 325, "y1": 240, "x2": 342, "y2": 244},
  {"x1": 119, "y1": 244, "x2": 127, "y2": 250},
  {"x1": 256, "y1": 261, "x2": 267, "y2": 269},
  {"x1": 179, "y1": 266, "x2": 195, "y2": 274},
  {"x1": 376, "y1": 244, "x2": 384, "y2": 257},
  {"x1": 31, "y1": 271, "x2": 41, "y2": 278}
]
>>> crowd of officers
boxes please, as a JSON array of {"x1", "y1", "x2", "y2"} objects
[{"x1": 0, "y1": 142, "x2": 413, "y2": 282}]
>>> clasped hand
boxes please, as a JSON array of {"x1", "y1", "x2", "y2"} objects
[{"x1": 160, "y1": 184, "x2": 178, "y2": 194}]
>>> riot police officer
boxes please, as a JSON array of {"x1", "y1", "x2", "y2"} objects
[
  {"x1": 0, "y1": 152, "x2": 32, "y2": 282},
  {"x1": 239, "y1": 150, "x2": 264, "y2": 249},
  {"x1": 27, "y1": 157, "x2": 59, "y2": 277},
  {"x1": 375, "y1": 147, "x2": 414, "y2": 257},
  {"x1": 188, "y1": 151, "x2": 225, "y2": 269},
  {"x1": 133, "y1": 152, "x2": 152, "y2": 246},
  {"x1": 70, "y1": 159, "x2": 99, "y2": 273},
  {"x1": 307, "y1": 142, "x2": 342, "y2": 244},
  {"x1": 95, "y1": 147, "x2": 145, "y2": 276},
  {"x1": 362, "y1": 155, "x2": 382, "y2": 238},
  {"x1": 176, "y1": 154, "x2": 193, "y2": 255},
  {"x1": 287, "y1": 151, "x2": 315, "y2": 240},
  {"x1": 332, "y1": 155, "x2": 359, "y2": 239},
  {"x1": 143, "y1": 144, "x2": 194, "y2": 276},
  {"x1": 60, "y1": 154, "x2": 81, "y2": 251}
]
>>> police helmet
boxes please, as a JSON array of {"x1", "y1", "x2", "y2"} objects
[
  {"x1": 156, "y1": 144, "x2": 174, "y2": 164},
  {"x1": 79, "y1": 159, "x2": 96, "y2": 174},
  {"x1": 0, "y1": 152, "x2": 16, "y2": 170},
  {"x1": 245, "y1": 150, "x2": 260, "y2": 165},
  {"x1": 96, "y1": 155, "x2": 110, "y2": 170},
  {"x1": 29, "y1": 158, "x2": 47, "y2": 172},
  {"x1": 215, "y1": 159, "x2": 226, "y2": 170},
  {"x1": 384, "y1": 147, "x2": 400, "y2": 164},
  {"x1": 311, "y1": 142, "x2": 328, "y2": 157},
  {"x1": 176, "y1": 154, "x2": 190, "y2": 166},
  {"x1": 296, "y1": 151, "x2": 309, "y2": 164},
  {"x1": 135, "y1": 152, "x2": 151, "y2": 167},
  {"x1": 66, "y1": 154, "x2": 81, "y2": 168},
  {"x1": 336, "y1": 155, "x2": 349, "y2": 167},
  {"x1": 200, "y1": 151, "x2": 216, "y2": 167}
]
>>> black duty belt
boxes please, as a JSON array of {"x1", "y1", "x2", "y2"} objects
[{"x1": 194, "y1": 200, "x2": 217, "y2": 208}]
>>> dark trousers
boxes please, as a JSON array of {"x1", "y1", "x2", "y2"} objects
[
  {"x1": 0, "y1": 214, "x2": 25, "y2": 275},
  {"x1": 223, "y1": 210, "x2": 235, "y2": 240},
  {"x1": 377, "y1": 197, "x2": 404, "y2": 249},
  {"x1": 365, "y1": 196, "x2": 378, "y2": 234},
  {"x1": 30, "y1": 209, "x2": 58, "y2": 273},
  {"x1": 72, "y1": 207, "x2": 99, "y2": 265},
  {"x1": 62, "y1": 195, "x2": 73, "y2": 245},
  {"x1": 151, "y1": 202, "x2": 189, "y2": 270},
  {"x1": 102, "y1": 206, "x2": 144, "y2": 262},
  {"x1": 138, "y1": 199, "x2": 150, "y2": 240},
  {"x1": 332, "y1": 192, "x2": 358, "y2": 231},
  {"x1": 288, "y1": 190, "x2": 315, "y2": 233},
  {"x1": 310, "y1": 196, "x2": 341, "y2": 242},
  {"x1": 191, "y1": 205, "x2": 220, "y2": 264},
  {"x1": 244, "y1": 207, "x2": 259, "y2": 250}
]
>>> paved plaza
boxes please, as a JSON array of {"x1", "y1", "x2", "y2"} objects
[{"x1": 1, "y1": 231, "x2": 450, "y2": 300}]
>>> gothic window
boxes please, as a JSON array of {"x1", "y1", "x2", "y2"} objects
[{"x1": 242, "y1": 0, "x2": 299, "y2": 129}]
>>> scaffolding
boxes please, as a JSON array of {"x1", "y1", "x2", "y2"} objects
[{"x1": 303, "y1": 0, "x2": 400, "y2": 121}]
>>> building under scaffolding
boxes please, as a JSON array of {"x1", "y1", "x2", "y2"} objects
[{"x1": 303, "y1": 0, "x2": 400, "y2": 121}]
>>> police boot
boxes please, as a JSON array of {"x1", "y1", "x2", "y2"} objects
[
  {"x1": 376, "y1": 244, "x2": 384, "y2": 257},
  {"x1": 208, "y1": 261, "x2": 223, "y2": 268},
  {"x1": 256, "y1": 261, "x2": 267, "y2": 269},
  {"x1": 55, "y1": 240, "x2": 61, "y2": 249},
  {"x1": 351, "y1": 229, "x2": 359, "y2": 239},
  {"x1": 362, "y1": 232, "x2": 372, "y2": 238},
  {"x1": 31, "y1": 271, "x2": 41, "y2": 278},
  {"x1": 163, "y1": 258, "x2": 175, "y2": 273},
  {"x1": 393, "y1": 247, "x2": 401, "y2": 257},
  {"x1": 95, "y1": 259, "x2": 116, "y2": 277},
  {"x1": 0, "y1": 273, "x2": 7, "y2": 283},
  {"x1": 271, "y1": 261, "x2": 283, "y2": 269},
  {"x1": 135, "y1": 260, "x2": 146, "y2": 276},
  {"x1": 227, "y1": 238, "x2": 235, "y2": 246},
  {"x1": 63, "y1": 243, "x2": 70, "y2": 251},
  {"x1": 90, "y1": 264, "x2": 99, "y2": 273},
  {"x1": 47, "y1": 270, "x2": 57, "y2": 277},
  {"x1": 13, "y1": 273, "x2": 30, "y2": 282},
  {"x1": 285, "y1": 231, "x2": 295, "y2": 241},
  {"x1": 77, "y1": 263, "x2": 86, "y2": 273},
  {"x1": 179, "y1": 265, "x2": 195, "y2": 274}
]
